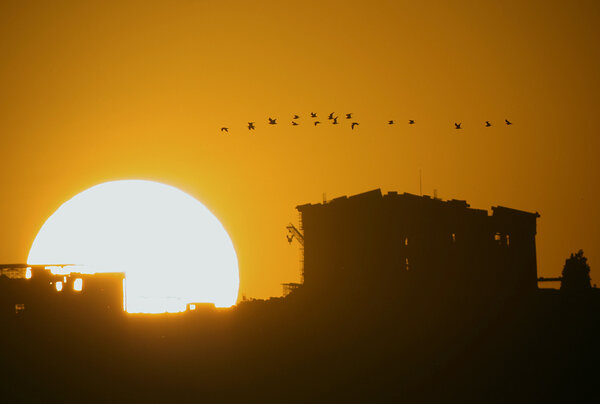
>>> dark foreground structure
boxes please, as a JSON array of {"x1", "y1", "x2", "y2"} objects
[
  {"x1": 297, "y1": 189, "x2": 539, "y2": 299},
  {"x1": 1, "y1": 190, "x2": 599, "y2": 402},
  {"x1": 0, "y1": 264, "x2": 124, "y2": 317}
]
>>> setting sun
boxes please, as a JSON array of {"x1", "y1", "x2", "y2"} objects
[{"x1": 27, "y1": 180, "x2": 239, "y2": 313}]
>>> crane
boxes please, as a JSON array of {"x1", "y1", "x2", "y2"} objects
[
  {"x1": 284, "y1": 223, "x2": 305, "y2": 295},
  {"x1": 286, "y1": 223, "x2": 304, "y2": 246}
]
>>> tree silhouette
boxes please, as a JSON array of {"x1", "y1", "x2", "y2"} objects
[{"x1": 560, "y1": 250, "x2": 591, "y2": 292}]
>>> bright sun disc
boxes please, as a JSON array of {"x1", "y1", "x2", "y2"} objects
[{"x1": 27, "y1": 180, "x2": 239, "y2": 313}]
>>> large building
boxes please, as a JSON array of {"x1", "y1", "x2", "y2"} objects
[
  {"x1": 0, "y1": 264, "x2": 125, "y2": 318},
  {"x1": 295, "y1": 189, "x2": 540, "y2": 299}
]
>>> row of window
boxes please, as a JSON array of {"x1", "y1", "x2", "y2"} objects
[
  {"x1": 53, "y1": 277, "x2": 83, "y2": 292},
  {"x1": 401, "y1": 233, "x2": 510, "y2": 246},
  {"x1": 401, "y1": 233, "x2": 510, "y2": 272}
]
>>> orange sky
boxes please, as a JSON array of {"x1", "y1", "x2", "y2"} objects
[{"x1": 1, "y1": 0, "x2": 599, "y2": 299}]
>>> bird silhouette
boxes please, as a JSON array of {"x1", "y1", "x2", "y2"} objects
[
  {"x1": 286, "y1": 234, "x2": 293, "y2": 243},
  {"x1": 332, "y1": 117, "x2": 339, "y2": 125},
  {"x1": 351, "y1": 122, "x2": 359, "y2": 130},
  {"x1": 346, "y1": 113, "x2": 352, "y2": 119},
  {"x1": 292, "y1": 121, "x2": 299, "y2": 126},
  {"x1": 408, "y1": 120, "x2": 415, "y2": 124},
  {"x1": 314, "y1": 121, "x2": 321, "y2": 126},
  {"x1": 293, "y1": 115, "x2": 300, "y2": 119},
  {"x1": 268, "y1": 118, "x2": 277, "y2": 125},
  {"x1": 310, "y1": 112, "x2": 317, "y2": 118},
  {"x1": 485, "y1": 121, "x2": 492, "y2": 127},
  {"x1": 505, "y1": 119, "x2": 512, "y2": 125},
  {"x1": 454, "y1": 122, "x2": 462, "y2": 129},
  {"x1": 248, "y1": 122, "x2": 255, "y2": 130},
  {"x1": 220, "y1": 127, "x2": 229, "y2": 133},
  {"x1": 388, "y1": 120, "x2": 394, "y2": 125},
  {"x1": 328, "y1": 112, "x2": 335, "y2": 120}
]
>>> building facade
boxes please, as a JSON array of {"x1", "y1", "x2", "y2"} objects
[
  {"x1": 296, "y1": 189, "x2": 540, "y2": 299},
  {"x1": 0, "y1": 264, "x2": 125, "y2": 318}
]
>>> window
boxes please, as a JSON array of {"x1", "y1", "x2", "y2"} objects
[
  {"x1": 73, "y1": 278, "x2": 83, "y2": 292},
  {"x1": 494, "y1": 233, "x2": 502, "y2": 242},
  {"x1": 15, "y1": 304, "x2": 25, "y2": 314},
  {"x1": 25, "y1": 268, "x2": 32, "y2": 279},
  {"x1": 405, "y1": 258, "x2": 410, "y2": 271},
  {"x1": 55, "y1": 281, "x2": 63, "y2": 292},
  {"x1": 506, "y1": 234, "x2": 510, "y2": 247},
  {"x1": 451, "y1": 233, "x2": 456, "y2": 243},
  {"x1": 189, "y1": 304, "x2": 196, "y2": 310},
  {"x1": 404, "y1": 237, "x2": 409, "y2": 246}
]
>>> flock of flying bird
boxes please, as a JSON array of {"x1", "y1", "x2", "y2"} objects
[{"x1": 219, "y1": 113, "x2": 513, "y2": 133}]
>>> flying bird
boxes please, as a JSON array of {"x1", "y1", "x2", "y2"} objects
[
  {"x1": 332, "y1": 117, "x2": 339, "y2": 125},
  {"x1": 328, "y1": 112, "x2": 335, "y2": 120},
  {"x1": 286, "y1": 234, "x2": 293, "y2": 243},
  {"x1": 268, "y1": 118, "x2": 277, "y2": 125},
  {"x1": 388, "y1": 120, "x2": 394, "y2": 125},
  {"x1": 351, "y1": 122, "x2": 359, "y2": 130},
  {"x1": 408, "y1": 120, "x2": 415, "y2": 125},
  {"x1": 248, "y1": 122, "x2": 255, "y2": 130},
  {"x1": 454, "y1": 122, "x2": 462, "y2": 129},
  {"x1": 485, "y1": 121, "x2": 492, "y2": 127},
  {"x1": 293, "y1": 115, "x2": 300, "y2": 119},
  {"x1": 292, "y1": 121, "x2": 299, "y2": 126},
  {"x1": 314, "y1": 121, "x2": 321, "y2": 126},
  {"x1": 310, "y1": 112, "x2": 317, "y2": 118},
  {"x1": 505, "y1": 119, "x2": 512, "y2": 125},
  {"x1": 346, "y1": 113, "x2": 352, "y2": 119},
  {"x1": 220, "y1": 127, "x2": 229, "y2": 133}
]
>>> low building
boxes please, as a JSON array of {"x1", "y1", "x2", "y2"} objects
[{"x1": 0, "y1": 264, "x2": 125, "y2": 318}]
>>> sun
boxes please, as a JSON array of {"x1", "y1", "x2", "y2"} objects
[{"x1": 27, "y1": 180, "x2": 239, "y2": 313}]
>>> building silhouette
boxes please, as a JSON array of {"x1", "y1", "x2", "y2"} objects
[
  {"x1": 4, "y1": 190, "x2": 600, "y2": 403},
  {"x1": 0, "y1": 264, "x2": 124, "y2": 318},
  {"x1": 295, "y1": 189, "x2": 540, "y2": 299},
  {"x1": 3, "y1": 188, "x2": 543, "y2": 320}
]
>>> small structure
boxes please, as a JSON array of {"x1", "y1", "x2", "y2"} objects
[
  {"x1": 282, "y1": 282, "x2": 302, "y2": 297},
  {"x1": 186, "y1": 302, "x2": 216, "y2": 312}
]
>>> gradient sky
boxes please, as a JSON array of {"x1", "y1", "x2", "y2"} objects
[{"x1": 1, "y1": 0, "x2": 599, "y2": 299}]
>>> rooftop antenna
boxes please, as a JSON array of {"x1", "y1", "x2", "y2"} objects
[
  {"x1": 323, "y1": 192, "x2": 327, "y2": 204},
  {"x1": 419, "y1": 169, "x2": 422, "y2": 196},
  {"x1": 434, "y1": 188, "x2": 438, "y2": 199}
]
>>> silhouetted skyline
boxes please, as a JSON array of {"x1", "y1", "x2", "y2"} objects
[
  {"x1": 0, "y1": 1, "x2": 598, "y2": 302},
  {"x1": 2, "y1": 1, "x2": 600, "y2": 401},
  {"x1": 2, "y1": 204, "x2": 599, "y2": 401}
]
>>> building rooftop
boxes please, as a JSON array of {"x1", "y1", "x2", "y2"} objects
[{"x1": 297, "y1": 188, "x2": 540, "y2": 218}]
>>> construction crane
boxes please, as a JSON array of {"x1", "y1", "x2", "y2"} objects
[
  {"x1": 286, "y1": 223, "x2": 304, "y2": 246},
  {"x1": 284, "y1": 223, "x2": 305, "y2": 295}
]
